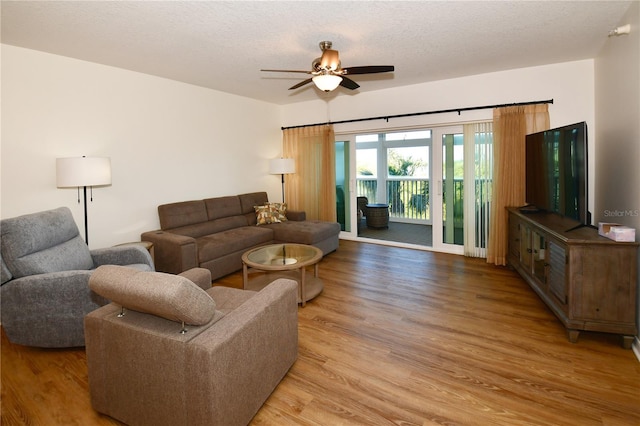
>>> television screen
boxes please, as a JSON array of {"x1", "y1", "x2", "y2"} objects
[{"x1": 525, "y1": 122, "x2": 589, "y2": 225}]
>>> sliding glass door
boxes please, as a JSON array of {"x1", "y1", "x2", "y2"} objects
[
  {"x1": 335, "y1": 140, "x2": 350, "y2": 232},
  {"x1": 348, "y1": 130, "x2": 434, "y2": 247},
  {"x1": 434, "y1": 127, "x2": 464, "y2": 253},
  {"x1": 340, "y1": 124, "x2": 480, "y2": 256}
]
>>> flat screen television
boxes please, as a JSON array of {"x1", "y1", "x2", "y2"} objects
[{"x1": 525, "y1": 121, "x2": 590, "y2": 228}]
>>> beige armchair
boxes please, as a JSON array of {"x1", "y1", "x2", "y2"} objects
[{"x1": 85, "y1": 265, "x2": 298, "y2": 426}]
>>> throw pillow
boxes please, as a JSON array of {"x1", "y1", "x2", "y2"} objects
[
  {"x1": 269, "y1": 202, "x2": 288, "y2": 222},
  {"x1": 254, "y1": 204, "x2": 281, "y2": 225}
]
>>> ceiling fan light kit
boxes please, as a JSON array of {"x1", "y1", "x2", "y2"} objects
[
  {"x1": 312, "y1": 74, "x2": 343, "y2": 92},
  {"x1": 261, "y1": 41, "x2": 394, "y2": 94}
]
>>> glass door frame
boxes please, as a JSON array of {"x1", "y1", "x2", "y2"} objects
[{"x1": 336, "y1": 125, "x2": 465, "y2": 255}]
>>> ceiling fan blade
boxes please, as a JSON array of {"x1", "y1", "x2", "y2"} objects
[
  {"x1": 343, "y1": 65, "x2": 395, "y2": 75},
  {"x1": 289, "y1": 78, "x2": 313, "y2": 90},
  {"x1": 261, "y1": 69, "x2": 311, "y2": 74},
  {"x1": 339, "y1": 77, "x2": 360, "y2": 90}
]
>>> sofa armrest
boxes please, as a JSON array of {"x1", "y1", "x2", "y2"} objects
[
  {"x1": 140, "y1": 230, "x2": 198, "y2": 274},
  {"x1": 286, "y1": 210, "x2": 306, "y2": 221},
  {"x1": 91, "y1": 246, "x2": 154, "y2": 269},
  {"x1": 186, "y1": 278, "x2": 298, "y2": 425}
]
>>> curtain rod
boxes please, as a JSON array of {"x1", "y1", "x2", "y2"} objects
[{"x1": 281, "y1": 99, "x2": 554, "y2": 130}]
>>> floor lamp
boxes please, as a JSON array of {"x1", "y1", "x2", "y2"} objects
[
  {"x1": 56, "y1": 156, "x2": 112, "y2": 245},
  {"x1": 269, "y1": 158, "x2": 295, "y2": 203}
]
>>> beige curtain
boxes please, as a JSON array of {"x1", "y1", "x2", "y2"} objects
[
  {"x1": 487, "y1": 104, "x2": 549, "y2": 266},
  {"x1": 282, "y1": 125, "x2": 336, "y2": 221}
]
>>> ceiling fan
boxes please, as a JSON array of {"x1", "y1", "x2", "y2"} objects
[{"x1": 260, "y1": 41, "x2": 394, "y2": 92}]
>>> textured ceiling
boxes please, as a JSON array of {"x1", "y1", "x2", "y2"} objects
[{"x1": 1, "y1": 1, "x2": 634, "y2": 105}]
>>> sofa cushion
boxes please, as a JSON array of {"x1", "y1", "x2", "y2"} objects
[
  {"x1": 265, "y1": 220, "x2": 341, "y2": 245},
  {"x1": 197, "y1": 226, "x2": 273, "y2": 261},
  {"x1": 89, "y1": 265, "x2": 216, "y2": 325},
  {"x1": 239, "y1": 192, "x2": 269, "y2": 214},
  {"x1": 1, "y1": 207, "x2": 94, "y2": 278},
  {"x1": 167, "y1": 215, "x2": 248, "y2": 239},
  {"x1": 159, "y1": 200, "x2": 208, "y2": 230},
  {"x1": 239, "y1": 192, "x2": 269, "y2": 225},
  {"x1": 204, "y1": 196, "x2": 243, "y2": 221}
]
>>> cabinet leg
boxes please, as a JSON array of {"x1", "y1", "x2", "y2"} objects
[
  {"x1": 567, "y1": 329, "x2": 580, "y2": 343},
  {"x1": 621, "y1": 335, "x2": 634, "y2": 350}
]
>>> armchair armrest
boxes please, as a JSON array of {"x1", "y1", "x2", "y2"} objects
[
  {"x1": 286, "y1": 210, "x2": 306, "y2": 221},
  {"x1": 140, "y1": 230, "x2": 198, "y2": 274},
  {"x1": 91, "y1": 246, "x2": 153, "y2": 269},
  {"x1": 178, "y1": 268, "x2": 212, "y2": 290},
  {"x1": 1, "y1": 270, "x2": 107, "y2": 347}
]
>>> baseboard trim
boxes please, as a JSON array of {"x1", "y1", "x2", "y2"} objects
[{"x1": 632, "y1": 337, "x2": 640, "y2": 362}]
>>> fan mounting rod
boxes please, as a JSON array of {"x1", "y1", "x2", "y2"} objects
[{"x1": 319, "y1": 41, "x2": 333, "y2": 51}]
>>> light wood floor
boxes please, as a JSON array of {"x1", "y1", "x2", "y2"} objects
[{"x1": 2, "y1": 240, "x2": 639, "y2": 425}]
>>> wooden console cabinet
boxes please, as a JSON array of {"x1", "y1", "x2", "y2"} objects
[{"x1": 507, "y1": 207, "x2": 638, "y2": 348}]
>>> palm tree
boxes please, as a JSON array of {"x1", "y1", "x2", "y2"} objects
[{"x1": 387, "y1": 151, "x2": 425, "y2": 214}]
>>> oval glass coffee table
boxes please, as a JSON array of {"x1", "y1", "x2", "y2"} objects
[{"x1": 242, "y1": 243, "x2": 323, "y2": 307}]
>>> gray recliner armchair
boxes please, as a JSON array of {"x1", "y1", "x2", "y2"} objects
[{"x1": 1, "y1": 206, "x2": 154, "y2": 347}]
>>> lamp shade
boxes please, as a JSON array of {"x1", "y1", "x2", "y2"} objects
[
  {"x1": 312, "y1": 74, "x2": 342, "y2": 92},
  {"x1": 56, "y1": 157, "x2": 112, "y2": 188},
  {"x1": 269, "y1": 158, "x2": 295, "y2": 175}
]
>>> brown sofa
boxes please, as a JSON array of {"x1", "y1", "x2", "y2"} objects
[
  {"x1": 141, "y1": 192, "x2": 340, "y2": 280},
  {"x1": 85, "y1": 265, "x2": 298, "y2": 426}
]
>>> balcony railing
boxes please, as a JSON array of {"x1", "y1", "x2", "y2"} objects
[
  {"x1": 357, "y1": 178, "x2": 430, "y2": 221},
  {"x1": 357, "y1": 178, "x2": 491, "y2": 224}
]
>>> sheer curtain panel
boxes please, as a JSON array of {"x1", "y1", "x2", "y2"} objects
[
  {"x1": 463, "y1": 122, "x2": 493, "y2": 258},
  {"x1": 283, "y1": 125, "x2": 337, "y2": 222}
]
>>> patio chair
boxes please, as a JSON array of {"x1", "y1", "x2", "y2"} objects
[{"x1": 357, "y1": 196, "x2": 369, "y2": 218}]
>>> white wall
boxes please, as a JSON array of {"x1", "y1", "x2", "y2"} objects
[
  {"x1": 1, "y1": 45, "x2": 284, "y2": 249},
  {"x1": 282, "y1": 60, "x2": 595, "y2": 132},
  {"x1": 594, "y1": 2, "x2": 640, "y2": 350},
  {"x1": 1, "y1": 46, "x2": 599, "y2": 252},
  {"x1": 281, "y1": 59, "x2": 596, "y2": 214}
]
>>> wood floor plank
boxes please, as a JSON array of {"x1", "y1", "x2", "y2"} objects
[{"x1": 2, "y1": 240, "x2": 639, "y2": 425}]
